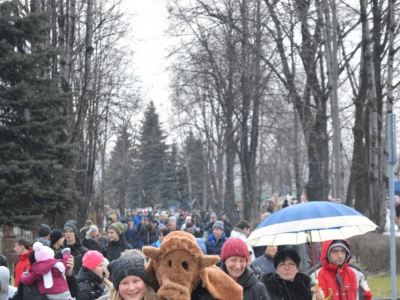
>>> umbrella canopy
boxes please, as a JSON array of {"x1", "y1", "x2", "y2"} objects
[{"x1": 247, "y1": 201, "x2": 378, "y2": 246}]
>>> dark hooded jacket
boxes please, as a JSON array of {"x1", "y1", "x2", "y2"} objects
[
  {"x1": 55, "y1": 238, "x2": 88, "y2": 276},
  {"x1": 221, "y1": 265, "x2": 269, "y2": 300},
  {"x1": 102, "y1": 237, "x2": 132, "y2": 263},
  {"x1": 262, "y1": 272, "x2": 313, "y2": 300},
  {"x1": 76, "y1": 267, "x2": 104, "y2": 300}
]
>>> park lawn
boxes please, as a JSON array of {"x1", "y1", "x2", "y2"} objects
[{"x1": 367, "y1": 273, "x2": 400, "y2": 298}]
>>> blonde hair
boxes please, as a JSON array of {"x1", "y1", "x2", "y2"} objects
[{"x1": 108, "y1": 285, "x2": 158, "y2": 300}]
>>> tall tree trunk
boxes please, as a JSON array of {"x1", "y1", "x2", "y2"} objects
[{"x1": 360, "y1": 0, "x2": 383, "y2": 228}]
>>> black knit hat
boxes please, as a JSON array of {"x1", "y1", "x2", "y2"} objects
[
  {"x1": 38, "y1": 224, "x2": 51, "y2": 237},
  {"x1": 108, "y1": 256, "x2": 149, "y2": 291},
  {"x1": 50, "y1": 229, "x2": 64, "y2": 247},
  {"x1": 63, "y1": 220, "x2": 79, "y2": 237}
]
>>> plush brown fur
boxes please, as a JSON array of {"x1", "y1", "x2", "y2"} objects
[{"x1": 143, "y1": 231, "x2": 243, "y2": 300}]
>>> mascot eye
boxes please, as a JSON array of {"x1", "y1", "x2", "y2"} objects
[
  {"x1": 168, "y1": 260, "x2": 172, "y2": 268},
  {"x1": 182, "y1": 261, "x2": 188, "y2": 271}
]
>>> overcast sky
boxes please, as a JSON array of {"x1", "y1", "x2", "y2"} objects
[{"x1": 124, "y1": 0, "x2": 172, "y2": 117}]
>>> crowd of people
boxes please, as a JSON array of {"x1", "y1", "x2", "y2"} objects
[{"x1": 0, "y1": 206, "x2": 373, "y2": 300}]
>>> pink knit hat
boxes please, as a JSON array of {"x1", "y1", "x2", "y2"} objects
[
  {"x1": 82, "y1": 251, "x2": 104, "y2": 270},
  {"x1": 220, "y1": 238, "x2": 250, "y2": 262},
  {"x1": 33, "y1": 242, "x2": 55, "y2": 262}
]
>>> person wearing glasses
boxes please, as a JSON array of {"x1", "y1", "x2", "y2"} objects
[
  {"x1": 262, "y1": 249, "x2": 324, "y2": 300},
  {"x1": 310, "y1": 240, "x2": 372, "y2": 300}
]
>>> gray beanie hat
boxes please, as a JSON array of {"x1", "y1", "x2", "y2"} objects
[
  {"x1": 212, "y1": 221, "x2": 224, "y2": 230},
  {"x1": 108, "y1": 256, "x2": 149, "y2": 291}
]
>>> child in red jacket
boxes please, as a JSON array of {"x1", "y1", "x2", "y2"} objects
[{"x1": 21, "y1": 242, "x2": 71, "y2": 300}]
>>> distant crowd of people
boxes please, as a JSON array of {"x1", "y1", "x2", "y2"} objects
[{"x1": 0, "y1": 206, "x2": 373, "y2": 300}]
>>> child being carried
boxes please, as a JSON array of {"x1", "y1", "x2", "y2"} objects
[{"x1": 21, "y1": 242, "x2": 71, "y2": 300}]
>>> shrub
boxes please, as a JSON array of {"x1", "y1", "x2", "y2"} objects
[{"x1": 348, "y1": 232, "x2": 400, "y2": 273}]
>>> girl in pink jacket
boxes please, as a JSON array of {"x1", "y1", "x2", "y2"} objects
[{"x1": 20, "y1": 242, "x2": 71, "y2": 300}]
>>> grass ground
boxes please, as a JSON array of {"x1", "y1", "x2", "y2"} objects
[{"x1": 367, "y1": 273, "x2": 400, "y2": 298}]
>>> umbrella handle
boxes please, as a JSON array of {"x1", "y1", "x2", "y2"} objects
[
  {"x1": 323, "y1": 288, "x2": 333, "y2": 300},
  {"x1": 315, "y1": 283, "x2": 333, "y2": 300}
]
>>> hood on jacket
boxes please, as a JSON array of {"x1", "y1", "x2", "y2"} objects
[
  {"x1": 0, "y1": 266, "x2": 10, "y2": 300},
  {"x1": 77, "y1": 266, "x2": 104, "y2": 283},
  {"x1": 30, "y1": 259, "x2": 60, "y2": 275},
  {"x1": 321, "y1": 239, "x2": 351, "y2": 270},
  {"x1": 63, "y1": 236, "x2": 83, "y2": 248}
]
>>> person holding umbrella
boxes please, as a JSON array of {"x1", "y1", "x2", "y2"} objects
[
  {"x1": 310, "y1": 240, "x2": 372, "y2": 300},
  {"x1": 262, "y1": 249, "x2": 324, "y2": 300}
]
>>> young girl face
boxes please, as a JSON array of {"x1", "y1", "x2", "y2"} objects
[
  {"x1": 119, "y1": 275, "x2": 146, "y2": 300},
  {"x1": 92, "y1": 262, "x2": 104, "y2": 277}
]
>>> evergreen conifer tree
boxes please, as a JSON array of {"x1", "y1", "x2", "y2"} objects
[
  {"x1": 0, "y1": 2, "x2": 79, "y2": 228},
  {"x1": 138, "y1": 101, "x2": 168, "y2": 207},
  {"x1": 185, "y1": 131, "x2": 207, "y2": 207},
  {"x1": 162, "y1": 143, "x2": 188, "y2": 207},
  {"x1": 105, "y1": 123, "x2": 135, "y2": 208}
]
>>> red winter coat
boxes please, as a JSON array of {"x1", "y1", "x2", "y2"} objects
[
  {"x1": 14, "y1": 248, "x2": 32, "y2": 287},
  {"x1": 20, "y1": 258, "x2": 69, "y2": 295},
  {"x1": 317, "y1": 240, "x2": 372, "y2": 300}
]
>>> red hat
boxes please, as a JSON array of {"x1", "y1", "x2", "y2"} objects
[
  {"x1": 82, "y1": 250, "x2": 104, "y2": 270},
  {"x1": 221, "y1": 238, "x2": 250, "y2": 262}
]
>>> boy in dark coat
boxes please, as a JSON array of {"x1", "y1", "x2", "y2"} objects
[
  {"x1": 102, "y1": 222, "x2": 132, "y2": 262},
  {"x1": 55, "y1": 220, "x2": 89, "y2": 276}
]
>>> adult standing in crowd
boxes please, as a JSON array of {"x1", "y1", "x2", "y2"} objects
[
  {"x1": 107, "y1": 256, "x2": 158, "y2": 300},
  {"x1": 83, "y1": 225, "x2": 108, "y2": 253},
  {"x1": 79, "y1": 220, "x2": 93, "y2": 240},
  {"x1": 32, "y1": 224, "x2": 51, "y2": 247},
  {"x1": 191, "y1": 214, "x2": 204, "y2": 238},
  {"x1": 177, "y1": 213, "x2": 186, "y2": 229},
  {"x1": 220, "y1": 238, "x2": 269, "y2": 300},
  {"x1": 252, "y1": 245, "x2": 278, "y2": 274},
  {"x1": 76, "y1": 251, "x2": 105, "y2": 300},
  {"x1": 134, "y1": 211, "x2": 143, "y2": 228},
  {"x1": 204, "y1": 213, "x2": 217, "y2": 237},
  {"x1": 205, "y1": 221, "x2": 227, "y2": 260},
  {"x1": 253, "y1": 212, "x2": 271, "y2": 258},
  {"x1": 49, "y1": 230, "x2": 64, "y2": 254},
  {"x1": 138, "y1": 217, "x2": 157, "y2": 249},
  {"x1": 124, "y1": 221, "x2": 138, "y2": 249},
  {"x1": 0, "y1": 266, "x2": 16, "y2": 300},
  {"x1": 13, "y1": 237, "x2": 31, "y2": 287},
  {"x1": 150, "y1": 228, "x2": 169, "y2": 248},
  {"x1": 55, "y1": 220, "x2": 89, "y2": 276},
  {"x1": 103, "y1": 222, "x2": 132, "y2": 262},
  {"x1": 230, "y1": 220, "x2": 254, "y2": 261},
  {"x1": 262, "y1": 249, "x2": 323, "y2": 300},
  {"x1": 310, "y1": 240, "x2": 372, "y2": 300},
  {"x1": 219, "y1": 212, "x2": 232, "y2": 238}
]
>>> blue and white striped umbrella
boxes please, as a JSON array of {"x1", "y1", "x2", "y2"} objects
[{"x1": 246, "y1": 201, "x2": 378, "y2": 246}]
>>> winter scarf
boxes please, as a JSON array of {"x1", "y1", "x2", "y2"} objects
[{"x1": 263, "y1": 272, "x2": 313, "y2": 300}]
